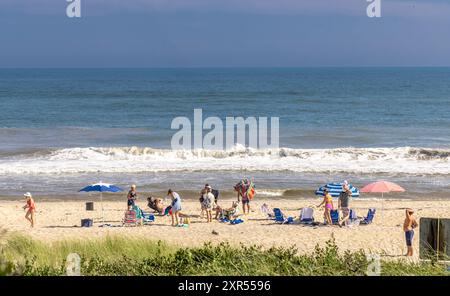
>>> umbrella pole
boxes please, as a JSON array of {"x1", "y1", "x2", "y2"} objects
[{"x1": 101, "y1": 192, "x2": 104, "y2": 224}]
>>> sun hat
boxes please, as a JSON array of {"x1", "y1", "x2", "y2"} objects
[{"x1": 24, "y1": 192, "x2": 32, "y2": 198}]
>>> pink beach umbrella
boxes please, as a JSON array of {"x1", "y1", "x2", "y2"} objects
[
  {"x1": 360, "y1": 181, "x2": 405, "y2": 198},
  {"x1": 361, "y1": 181, "x2": 406, "y2": 215}
]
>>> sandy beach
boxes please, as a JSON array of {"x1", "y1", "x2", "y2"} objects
[{"x1": 2, "y1": 197, "x2": 449, "y2": 261}]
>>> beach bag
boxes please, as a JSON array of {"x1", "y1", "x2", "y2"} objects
[{"x1": 81, "y1": 219, "x2": 93, "y2": 227}]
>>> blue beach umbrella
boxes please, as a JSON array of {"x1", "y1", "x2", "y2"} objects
[
  {"x1": 315, "y1": 182, "x2": 360, "y2": 198},
  {"x1": 79, "y1": 182, "x2": 123, "y2": 223}
]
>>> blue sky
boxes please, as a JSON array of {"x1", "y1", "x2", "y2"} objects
[{"x1": 0, "y1": 0, "x2": 449, "y2": 67}]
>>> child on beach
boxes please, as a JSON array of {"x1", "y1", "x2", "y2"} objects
[
  {"x1": 23, "y1": 192, "x2": 35, "y2": 228},
  {"x1": 127, "y1": 184, "x2": 138, "y2": 210},
  {"x1": 404, "y1": 208, "x2": 418, "y2": 256},
  {"x1": 318, "y1": 188, "x2": 333, "y2": 225},
  {"x1": 235, "y1": 185, "x2": 250, "y2": 215},
  {"x1": 202, "y1": 187, "x2": 216, "y2": 222},
  {"x1": 168, "y1": 189, "x2": 182, "y2": 226}
]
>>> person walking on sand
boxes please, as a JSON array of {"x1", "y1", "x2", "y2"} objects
[
  {"x1": 168, "y1": 189, "x2": 182, "y2": 226},
  {"x1": 318, "y1": 188, "x2": 333, "y2": 225},
  {"x1": 23, "y1": 192, "x2": 35, "y2": 228},
  {"x1": 127, "y1": 184, "x2": 138, "y2": 210},
  {"x1": 338, "y1": 182, "x2": 352, "y2": 227},
  {"x1": 404, "y1": 209, "x2": 418, "y2": 257}
]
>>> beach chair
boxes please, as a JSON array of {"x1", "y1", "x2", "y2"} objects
[
  {"x1": 131, "y1": 205, "x2": 155, "y2": 225},
  {"x1": 300, "y1": 207, "x2": 314, "y2": 224},
  {"x1": 140, "y1": 210, "x2": 155, "y2": 225},
  {"x1": 123, "y1": 210, "x2": 138, "y2": 226},
  {"x1": 273, "y1": 208, "x2": 294, "y2": 224},
  {"x1": 349, "y1": 209, "x2": 357, "y2": 222},
  {"x1": 261, "y1": 204, "x2": 274, "y2": 219},
  {"x1": 330, "y1": 209, "x2": 339, "y2": 225},
  {"x1": 360, "y1": 209, "x2": 376, "y2": 225}
]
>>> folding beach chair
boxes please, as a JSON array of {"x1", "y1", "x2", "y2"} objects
[
  {"x1": 141, "y1": 212, "x2": 155, "y2": 224},
  {"x1": 273, "y1": 208, "x2": 294, "y2": 224},
  {"x1": 300, "y1": 207, "x2": 314, "y2": 224},
  {"x1": 123, "y1": 210, "x2": 138, "y2": 226},
  {"x1": 330, "y1": 209, "x2": 339, "y2": 225},
  {"x1": 360, "y1": 208, "x2": 376, "y2": 225},
  {"x1": 349, "y1": 209, "x2": 357, "y2": 222},
  {"x1": 132, "y1": 205, "x2": 155, "y2": 225}
]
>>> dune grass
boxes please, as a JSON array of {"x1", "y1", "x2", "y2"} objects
[{"x1": 0, "y1": 232, "x2": 448, "y2": 276}]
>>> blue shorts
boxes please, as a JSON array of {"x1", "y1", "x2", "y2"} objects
[
  {"x1": 405, "y1": 230, "x2": 414, "y2": 247},
  {"x1": 241, "y1": 199, "x2": 250, "y2": 205},
  {"x1": 127, "y1": 199, "x2": 135, "y2": 207}
]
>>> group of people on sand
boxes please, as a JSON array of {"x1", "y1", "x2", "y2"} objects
[
  {"x1": 126, "y1": 185, "x2": 183, "y2": 226},
  {"x1": 316, "y1": 180, "x2": 418, "y2": 256},
  {"x1": 20, "y1": 180, "x2": 418, "y2": 257},
  {"x1": 124, "y1": 182, "x2": 251, "y2": 227},
  {"x1": 317, "y1": 180, "x2": 352, "y2": 227}
]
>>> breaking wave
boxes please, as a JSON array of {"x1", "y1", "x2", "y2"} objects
[{"x1": 0, "y1": 146, "x2": 449, "y2": 175}]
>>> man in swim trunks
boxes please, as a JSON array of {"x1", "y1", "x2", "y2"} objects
[
  {"x1": 404, "y1": 208, "x2": 418, "y2": 256},
  {"x1": 338, "y1": 185, "x2": 352, "y2": 227}
]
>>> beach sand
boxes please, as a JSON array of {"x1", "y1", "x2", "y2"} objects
[{"x1": 1, "y1": 198, "x2": 449, "y2": 261}]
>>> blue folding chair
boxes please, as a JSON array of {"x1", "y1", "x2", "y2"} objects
[
  {"x1": 349, "y1": 209, "x2": 358, "y2": 222},
  {"x1": 273, "y1": 208, "x2": 294, "y2": 224},
  {"x1": 360, "y1": 209, "x2": 376, "y2": 225},
  {"x1": 330, "y1": 209, "x2": 339, "y2": 225}
]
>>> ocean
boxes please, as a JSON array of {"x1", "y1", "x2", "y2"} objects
[{"x1": 0, "y1": 68, "x2": 449, "y2": 199}]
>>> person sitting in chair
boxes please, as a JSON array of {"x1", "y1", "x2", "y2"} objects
[{"x1": 147, "y1": 196, "x2": 164, "y2": 214}]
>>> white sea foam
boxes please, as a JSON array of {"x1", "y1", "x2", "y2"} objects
[{"x1": 0, "y1": 146, "x2": 449, "y2": 175}]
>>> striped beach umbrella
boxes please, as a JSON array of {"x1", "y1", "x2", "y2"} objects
[{"x1": 315, "y1": 182, "x2": 360, "y2": 198}]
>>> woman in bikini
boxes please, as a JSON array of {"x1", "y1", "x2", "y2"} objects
[{"x1": 318, "y1": 188, "x2": 333, "y2": 225}]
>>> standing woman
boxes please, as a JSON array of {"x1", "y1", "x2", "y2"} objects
[
  {"x1": 317, "y1": 188, "x2": 333, "y2": 225},
  {"x1": 168, "y1": 189, "x2": 182, "y2": 226},
  {"x1": 23, "y1": 192, "x2": 35, "y2": 228}
]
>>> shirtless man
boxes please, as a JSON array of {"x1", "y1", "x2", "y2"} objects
[{"x1": 403, "y1": 208, "x2": 418, "y2": 256}]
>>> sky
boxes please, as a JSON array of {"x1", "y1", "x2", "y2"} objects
[{"x1": 0, "y1": 0, "x2": 449, "y2": 67}]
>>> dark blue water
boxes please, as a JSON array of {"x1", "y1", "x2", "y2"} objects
[{"x1": 0, "y1": 68, "x2": 449, "y2": 197}]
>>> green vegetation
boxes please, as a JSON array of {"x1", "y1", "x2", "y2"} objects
[{"x1": 0, "y1": 233, "x2": 447, "y2": 276}]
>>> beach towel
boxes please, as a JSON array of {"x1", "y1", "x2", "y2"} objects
[
  {"x1": 164, "y1": 205, "x2": 172, "y2": 216},
  {"x1": 234, "y1": 179, "x2": 256, "y2": 200},
  {"x1": 230, "y1": 218, "x2": 244, "y2": 225}
]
